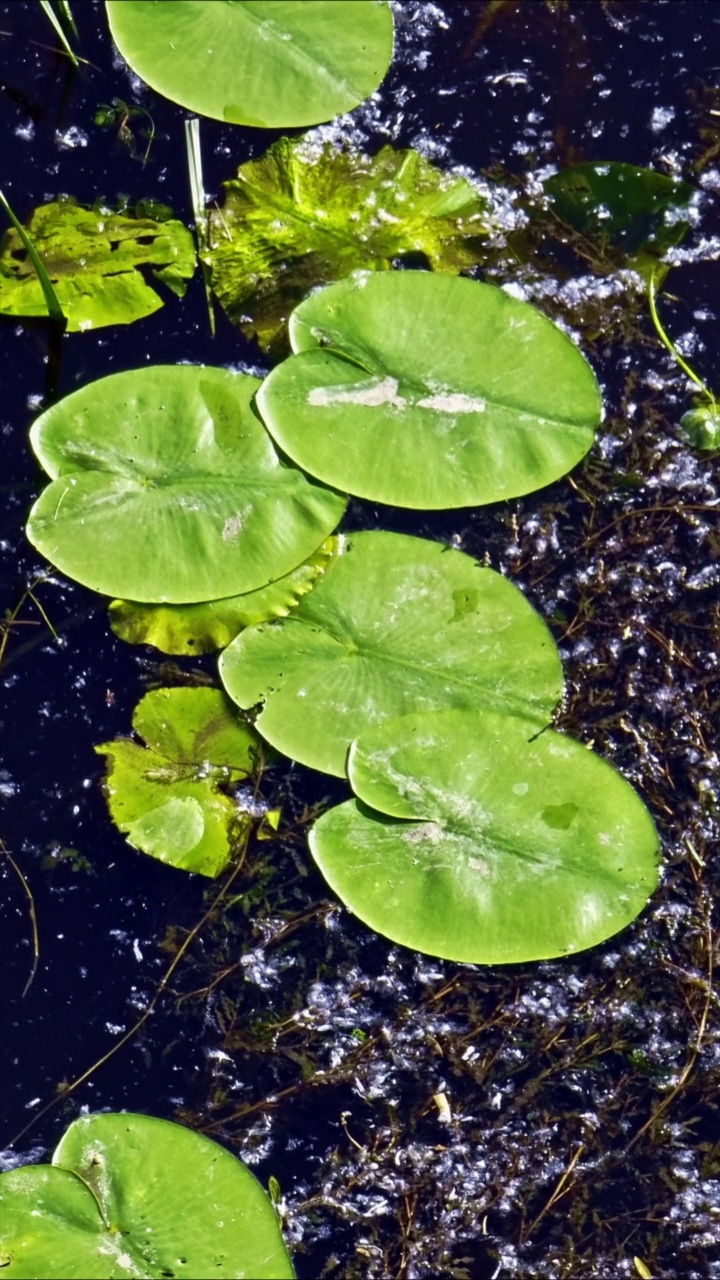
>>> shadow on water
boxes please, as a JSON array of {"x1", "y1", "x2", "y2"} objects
[{"x1": 2, "y1": 2, "x2": 720, "y2": 1277}]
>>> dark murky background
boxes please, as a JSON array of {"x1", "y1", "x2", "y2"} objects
[{"x1": 2, "y1": 2, "x2": 720, "y2": 1277}]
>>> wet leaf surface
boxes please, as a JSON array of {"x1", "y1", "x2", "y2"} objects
[{"x1": 208, "y1": 138, "x2": 488, "y2": 352}]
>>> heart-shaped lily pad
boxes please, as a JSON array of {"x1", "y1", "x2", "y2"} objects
[
  {"x1": 256, "y1": 271, "x2": 602, "y2": 509},
  {"x1": 219, "y1": 531, "x2": 563, "y2": 776},
  {"x1": 0, "y1": 1111, "x2": 294, "y2": 1278},
  {"x1": 309, "y1": 708, "x2": 660, "y2": 962},
  {"x1": 96, "y1": 687, "x2": 264, "y2": 876},
  {"x1": 109, "y1": 537, "x2": 338, "y2": 655},
  {"x1": 106, "y1": 0, "x2": 394, "y2": 128},
  {"x1": 26, "y1": 366, "x2": 346, "y2": 603}
]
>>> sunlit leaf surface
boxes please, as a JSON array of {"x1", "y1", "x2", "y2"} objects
[
  {"x1": 208, "y1": 139, "x2": 488, "y2": 351},
  {"x1": 96, "y1": 687, "x2": 264, "y2": 876},
  {"x1": 106, "y1": 0, "x2": 394, "y2": 127},
  {"x1": 0, "y1": 1112, "x2": 294, "y2": 1277},
  {"x1": 310, "y1": 708, "x2": 660, "y2": 962},
  {"x1": 220, "y1": 531, "x2": 563, "y2": 776},
  {"x1": 0, "y1": 198, "x2": 195, "y2": 329},
  {"x1": 27, "y1": 366, "x2": 345, "y2": 603},
  {"x1": 258, "y1": 272, "x2": 602, "y2": 508}
]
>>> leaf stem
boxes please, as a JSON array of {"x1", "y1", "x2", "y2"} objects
[{"x1": 648, "y1": 271, "x2": 714, "y2": 404}]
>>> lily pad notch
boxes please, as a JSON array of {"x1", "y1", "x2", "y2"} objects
[
  {"x1": 309, "y1": 707, "x2": 661, "y2": 964},
  {"x1": 0, "y1": 1111, "x2": 295, "y2": 1278},
  {"x1": 257, "y1": 271, "x2": 603, "y2": 508},
  {"x1": 26, "y1": 365, "x2": 346, "y2": 603}
]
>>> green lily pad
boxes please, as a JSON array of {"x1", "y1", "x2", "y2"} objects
[
  {"x1": 95, "y1": 686, "x2": 264, "y2": 876},
  {"x1": 208, "y1": 138, "x2": 489, "y2": 352},
  {"x1": 219, "y1": 531, "x2": 563, "y2": 777},
  {"x1": 256, "y1": 272, "x2": 602, "y2": 508},
  {"x1": 0, "y1": 1111, "x2": 294, "y2": 1278},
  {"x1": 309, "y1": 708, "x2": 660, "y2": 963},
  {"x1": 544, "y1": 162, "x2": 693, "y2": 258},
  {"x1": 106, "y1": 0, "x2": 394, "y2": 128},
  {"x1": 26, "y1": 366, "x2": 346, "y2": 603},
  {"x1": 108, "y1": 537, "x2": 339, "y2": 655},
  {"x1": 0, "y1": 199, "x2": 195, "y2": 330},
  {"x1": 680, "y1": 404, "x2": 720, "y2": 451}
]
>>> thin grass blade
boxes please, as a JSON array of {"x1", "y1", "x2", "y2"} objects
[
  {"x1": 38, "y1": 0, "x2": 79, "y2": 66},
  {"x1": 185, "y1": 117, "x2": 215, "y2": 335},
  {"x1": 0, "y1": 189, "x2": 66, "y2": 327}
]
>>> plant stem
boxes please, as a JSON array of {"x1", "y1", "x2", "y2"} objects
[
  {"x1": 648, "y1": 271, "x2": 714, "y2": 401},
  {"x1": 185, "y1": 117, "x2": 215, "y2": 335}
]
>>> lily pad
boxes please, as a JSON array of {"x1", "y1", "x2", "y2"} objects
[
  {"x1": 256, "y1": 272, "x2": 602, "y2": 508},
  {"x1": 26, "y1": 366, "x2": 346, "y2": 603},
  {"x1": 95, "y1": 686, "x2": 264, "y2": 876},
  {"x1": 219, "y1": 531, "x2": 563, "y2": 777},
  {"x1": 0, "y1": 198, "x2": 195, "y2": 330},
  {"x1": 680, "y1": 404, "x2": 720, "y2": 451},
  {"x1": 309, "y1": 708, "x2": 660, "y2": 963},
  {"x1": 0, "y1": 1111, "x2": 294, "y2": 1278},
  {"x1": 544, "y1": 162, "x2": 693, "y2": 259},
  {"x1": 208, "y1": 138, "x2": 489, "y2": 352},
  {"x1": 106, "y1": 0, "x2": 394, "y2": 128},
  {"x1": 109, "y1": 538, "x2": 339, "y2": 655}
]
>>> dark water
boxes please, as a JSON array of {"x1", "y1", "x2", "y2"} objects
[{"x1": 2, "y1": 2, "x2": 720, "y2": 1277}]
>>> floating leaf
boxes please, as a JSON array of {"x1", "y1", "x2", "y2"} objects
[
  {"x1": 219, "y1": 531, "x2": 563, "y2": 777},
  {"x1": 680, "y1": 404, "x2": 720, "y2": 451},
  {"x1": 0, "y1": 198, "x2": 195, "y2": 330},
  {"x1": 310, "y1": 708, "x2": 660, "y2": 963},
  {"x1": 109, "y1": 537, "x2": 339, "y2": 654},
  {"x1": 208, "y1": 138, "x2": 489, "y2": 352},
  {"x1": 545, "y1": 162, "x2": 693, "y2": 261},
  {"x1": 27, "y1": 366, "x2": 346, "y2": 603},
  {"x1": 106, "y1": 0, "x2": 394, "y2": 128},
  {"x1": 95, "y1": 687, "x2": 265, "y2": 875},
  {"x1": 0, "y1": 1111, "x2": 294, "y2": 1278},
  {"x1": 256, "y1": 272, "x2": 602, "y2": 508}
]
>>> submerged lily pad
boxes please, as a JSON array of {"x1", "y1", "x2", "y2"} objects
[
  {"x1": 0, "y1": 1111, "x2": 294, "y2": 1278},
  {"x1": 257, "y1": 272, "x2": 602, "y2": 508},
  {"x1": 106, "y1": 0, "x2": 394, "y2": 128},
  {"x1": 96, "y1": 687, "x2": 264, "y2": 876},
  {"x1": 0, "y1": 198, "x2": 195, "y2": 330},
  {"x1": 310, "y1": 708, "x2": 660, "y2": 963},
  {"x1": 208, "y1": 138, "x2": 489, "y2": 351},
  {"x1": 109, "y1": 537, "x2": 339, "y2": 654},
  {"x1": 545, "y1": 162, "x2": 693, "y2": 260},
  {"x1": 26, "y1": 366, "x2": 345, "y2": 603},
  {"x1": 219, "y1": 531, "x2": 563, "y2": 777}
]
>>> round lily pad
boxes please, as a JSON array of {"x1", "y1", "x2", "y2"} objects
[
  {"x1": 26, "y1": 366, "x2": 345, "y2": 603},
  {"x1": 310, "y1": 708, "x2": 660, "y2": 963},
  {"x1": 256, "y1": 271, "x2": 602, "y2": 509},
  {"x1": 0, "y1": 1111, "x2": 294, "y2": 1278},
  {"x1": 219, "y1": 531, "x2": 563, "y2": 776},
  {"x1": 106, "y1": 0, "x2": 394, "y2": 128},
  {"x1": 95, "y1": 687, "x2": 265, "y2": 877}
]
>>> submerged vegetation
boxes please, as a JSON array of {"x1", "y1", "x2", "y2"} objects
[{"x1": 3, "y1": 1, "x2": 720, "y2": 1277}]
